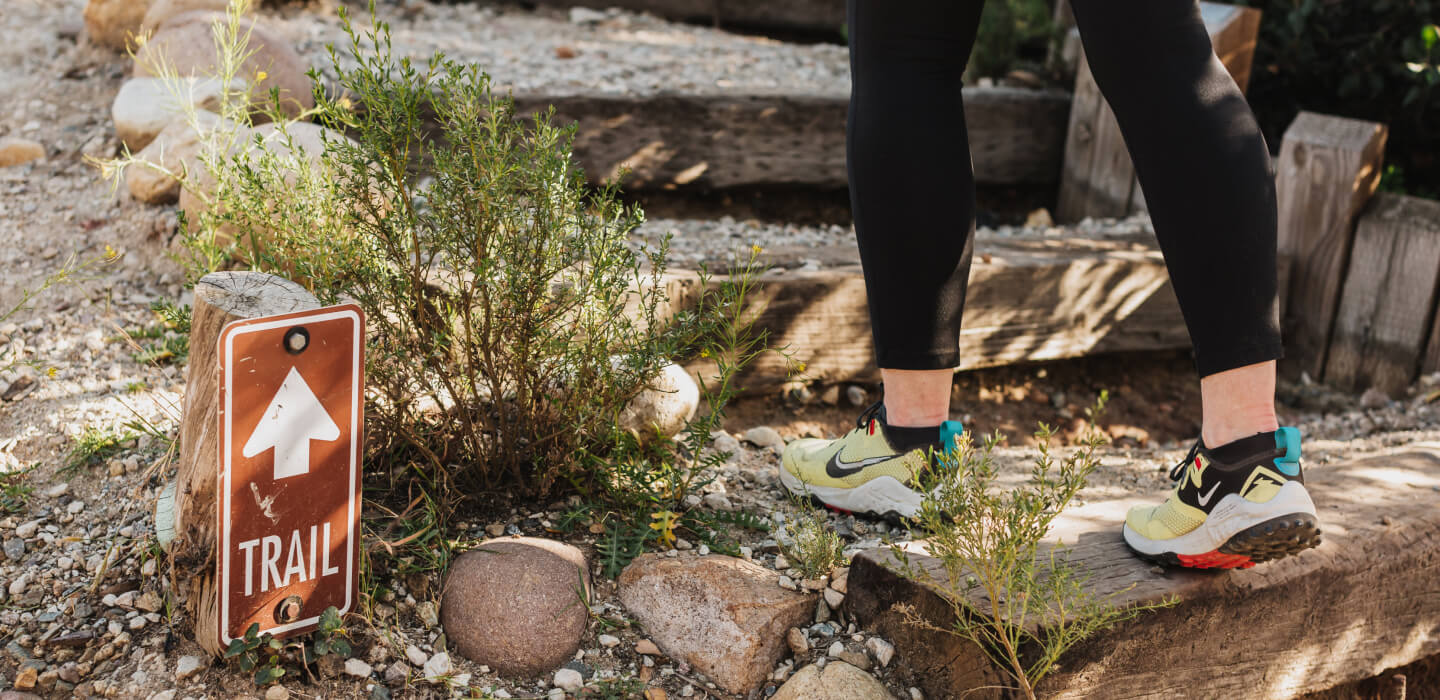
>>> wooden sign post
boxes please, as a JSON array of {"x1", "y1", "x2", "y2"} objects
[{"x1": 168, "y1": 272, "x2": 365, "y2": 654}]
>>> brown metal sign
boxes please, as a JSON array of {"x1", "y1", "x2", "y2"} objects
[{"x1": 217, "y1": 304, "x2": 364, "y2": 645}]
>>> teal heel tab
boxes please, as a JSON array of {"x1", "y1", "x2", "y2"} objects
[
  {"x1": 939, "y1": 420, "x2": 965, "y2": 461},
  {"x1": 1274, "y1": 426, "x2": 1301, "y2": 476}
]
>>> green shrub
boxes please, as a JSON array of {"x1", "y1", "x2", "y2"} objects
[
  {"x1": 152, "y1": 5, "x2": 774, "y2": 498},
  {"x1": 1233, "y1": 1, "x2": 1439, "y2": 197},
  {"x1": 969, "y1": 0, "x2": 1056, "y2": 81}
]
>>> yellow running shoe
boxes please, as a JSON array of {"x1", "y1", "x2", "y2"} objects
[
  {"x1": 1123, "y1": 428, "x2": 1321, "y2": 569},
  {"x1": 779, "y1": 402, "x2": 963, "y2": 519}
]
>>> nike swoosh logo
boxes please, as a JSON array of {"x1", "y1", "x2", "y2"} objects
[
  {"x1": 825, "y1": 451, "x2": 895, "y2": 478},
  {"x1": 1196, "y1": 481, "x2": 1222, "y2": 507}
]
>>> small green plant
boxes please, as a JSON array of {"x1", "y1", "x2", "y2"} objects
[
  {"x1": 1, "y1": 250, "x2": 119, "y2": 375},
  {"x1": 63, "y1": 426, "x2": 139, "y2": 476},
  {"x1": 224, "y1": 623, "x2": 286, "y2": 686},
  {"x1": 781, "y1": 507, "x2": 847, "y2": 580},
  {"x1": 969, "y1": 0, "x2": 1056, "y2": 81},
  {"x1": 889, "y1": 393, "x2": 1174, "y2": 700},
  {"x1": 0, "y1": 463, "x2": 38, "y2": 514},
  {"x1": 122, "y1": 300, "x2": 192, "y2": 367}
]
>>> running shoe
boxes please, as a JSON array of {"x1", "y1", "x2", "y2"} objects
[
  {"x1": 1123, "y1": 427, "x2": 1321, "y2": 569},
  {"x1": 779, "y1": 402, "x2": 963, "y2": 519}
]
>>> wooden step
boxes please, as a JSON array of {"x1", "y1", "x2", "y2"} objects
[
  {"x1": 671, "y1": 230, "x2": 1189, "y2": 390},
  {"x1": 845, "y1": 444, "x2": 1440, "y2": 699},
  {"x1": 512, "y1": 86, "x2": 1070, "y2": 190}
]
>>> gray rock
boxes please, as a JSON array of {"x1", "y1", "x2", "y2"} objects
[
  {"x1": 743, "y1": 426, "x2": 785, "y2": 449},
  {"x1": 618, "y1": 554, "x2": 816, "y2": 694},
  {"x1": 553, "y1": 667, "x2": 583, "y2": 691},
  {"x1": 421, "y1": 651, "x2": 451, "y2": 682},
  {"x1": 1360, "y1": 387, "x2": 1390, "y2": 410},
  {"x1": 3, "y1": 539, "x2": 24, "y2": 561},
  {"x1": 865, "y1": 637, "x2": 895, "y2": 668},
  {"x1": 175, "y1": 655, "x2": 205, "y2": 680},
  {"x1": 441, "y1": 538, "x2": 590, "y2": 676},
  {"x1": 404, "y1": 645, "x2": 427, "y2": 667},
  {"x1": 772, "y1": 661, "x2": 896, "y2": 700},
  {"x1": 111, "y1": 77, "x2": 230, "y2": 151},
  {"x1": 616, "y1": 362, "x2": 700, "y2": 440},
  {"x1": 15, "y1": 521, "x2": 39, "y2": 539},
  {"x1": 344, "y1": 658, "x2": 373, "y2": 678},
  {"x1": 845, "y1": 385, "x2": 869, "y2": 407}
]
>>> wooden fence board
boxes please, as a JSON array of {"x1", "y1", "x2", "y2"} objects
[
  {"x1": 847, "y1": 444, "x2": 1440, "y2": 699},
  {"x1": 1056, "y1": 3, "x2": 1262, "y2": 223},
  {"x1": 1275, "y1": 112, "x2": 1388, "y2": 380},
  {"x1": 1325, "y1": 193, "x2": 1440, "y2": 396}
]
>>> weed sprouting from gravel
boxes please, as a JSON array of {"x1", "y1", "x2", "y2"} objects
[
  {"x1": 781, "y1": 507, "x2": 847, "y2": 580},
  {"x1": 63, "y1": 426, "x2": 139, "y2": 477}
]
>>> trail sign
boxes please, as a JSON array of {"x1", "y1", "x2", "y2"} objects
[{"x1": 217, "y1": 304, "x2": 364, "y2": 645}]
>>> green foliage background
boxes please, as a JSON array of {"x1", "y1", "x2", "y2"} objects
[{"x1": 1233, "y1": 0, "x2": 1439, "y2": 197}]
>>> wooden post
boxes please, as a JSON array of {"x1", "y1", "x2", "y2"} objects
[
  {"x1": 1275, "y1": 112, "x2": 1388, "y2": 380},
  {"x1": 1056, "y1": 2, "x2": 1262, "y2": 223},
  {"x1": 170, "y1": 271, "x2": 319, "y2": 654},
  {"x1": 1324, "y1": 194, "x2": 1440, "y2": 396}
]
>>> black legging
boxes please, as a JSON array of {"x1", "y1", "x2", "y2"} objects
[{"x1": 847, "y1": 0, "x2": 1283, "y2": 378}]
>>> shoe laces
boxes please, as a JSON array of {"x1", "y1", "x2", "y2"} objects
[
  {"x1": 855, "y1": 400, "x2": 884, "y2": 434},
  {"x1": 1169, "y1": 439, "x2": 1203, "y2": 482}
]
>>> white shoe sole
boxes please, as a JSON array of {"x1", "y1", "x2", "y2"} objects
[
  {"x1": 778, "y1": 464, "x2": 924, "y2": 518},
  {"x1": 1123, "y1": 481, "x2": 1318, "y2": 557}
]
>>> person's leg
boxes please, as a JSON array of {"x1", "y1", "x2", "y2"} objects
[
  {"x1": 1070, "y1": 0, "x2": 1283, "y2": 435},
  {"x1": 1072, "y1": 0, "x2": 1318, "y2": 568},
  {"x1": 846, "y1": 0, "x2": 985, "y2": 427},
  {"x1": 777, "y1": 0, "x2": 979, "y2": 518}
]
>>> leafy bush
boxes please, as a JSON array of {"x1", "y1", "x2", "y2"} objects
[
  {"x1": 111, "y1": 4, "x2": 778, "y2": 510},
  {"x1": 889, "y1": 394, "x2": 1174, "y2": 699},
  {"x1": 1233, "y1": 1, "x2": 1439, "y2": 197},
  {"x1": 969, "y1": 0, "x2": 1056, "y2": 81}
]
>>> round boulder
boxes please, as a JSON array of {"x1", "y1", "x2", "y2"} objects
[
  {"x1": 441, "y1": 538, "x2": 590, "y2": 677},
  {"x1": 617, "y1": 362, "x2": 699, "y2": 440},
  {"x1": 84, "y1": 0, "x2": 155, "y2": 51},
  {"x1": 132, "y1": 15, "x2": 313, "y2": 118},
  {"x1": 140, "y1": 0, "x2": 239, "y2": 34}
]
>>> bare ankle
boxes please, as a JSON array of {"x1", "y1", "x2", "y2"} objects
[{"x1": 879, "y1": 368, "x2": 952, "y2": 427}]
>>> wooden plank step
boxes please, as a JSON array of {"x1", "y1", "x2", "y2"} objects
[
  {"x1": 508, "y1": 86, "x2": 1070, "y2": 190},
  {"x1": 673, "y1": 230, "x2": 1189, "y2": 390},
  {"x1": 845, "y1": 444, "x2": 1440, "y2": 699}
]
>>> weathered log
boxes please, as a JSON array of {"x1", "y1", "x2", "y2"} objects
[
  {"x1": 171, "y1": 271, "x2": 319, "y2": 655},
  {"x1": 1275, "y1": 112, "x2": 1388, "y2": 380},
  {"x1": 1056, "y1": 2, "x2": 1262, "y2": 222},
  {"x1": 846, "y1": 444, "x2": 1440, "y2": 699},
  {"x1": 506, "y1": 87, "x2": 1072, "y2": 191},
  {"x1": 679, "y1": 231, "x2": 1190, "y2": 390},
  {"x1": 1325, "y1": 193, "x2": 1440, "y2": 396}
]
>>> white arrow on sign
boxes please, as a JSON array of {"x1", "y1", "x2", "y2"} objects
[{"x1": 242, "y1": 366, "x2": 341, "y2": 480}]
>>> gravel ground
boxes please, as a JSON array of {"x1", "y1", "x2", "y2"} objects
[
  {"x1": 273, "y1": 0, "x2": 852, "y2": 98},
  {"x1": 3, "y1": 1, "x2": 1440, "y2": 698}
]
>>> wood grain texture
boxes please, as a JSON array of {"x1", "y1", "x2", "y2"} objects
[
  {"x1": 1325, "y1": 193, "x2": 1440, "y2": 396},
  {"x1": 846, "y1": 445, "x2": 1440, "y2": 699},
  {"x1": 1056, "y1": 3, "x2": 1261, "y2": 223},
  {"x1": 1275, "y1": 112, "x2": 1388, "y2": 380},
  {"x1": 678, "y1": 231, "x2": 1190, "y2": 390},
  {"x1": 173, "y1": 271, "x2": 318, "y2": 655},
  {"x1": 508, "y1": 88, "x2": 1071, "y2": 190}
]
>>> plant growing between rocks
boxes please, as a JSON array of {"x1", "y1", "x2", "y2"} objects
[{"x1": 889, "y1": 393, "x2": 1175, "y2": 700}]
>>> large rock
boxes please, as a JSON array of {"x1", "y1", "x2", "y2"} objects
[
  {"x1": 0, "y1": 138, "x2": 44, "y2": 168},
  {"x1": 618, "y1": 554, "x2": 817, "y2": 694},
  {"x1": 132, "y1": 15, "x2": 313, "y2": 118},
  {"x1": 127, "y1": 110, "x2": 233, "y2": 204},
  {"x1": 84, "y1": 0, "x2": 154, "y2": 50},
  {"x1": 140, "y1": 0, "x2": 237, "y2": 34},
  {"x1": 113, "y1": 76, "x2": 232, "y2": 151},
  {"x1": 441, "y1": 538, "x2": 589, "y2": 677},
  {"x1": 618, "y1": 362, "x2": 700, "y2": 439},
  {"x1": 773, "y1": 661, "x2": 896, "y2": 700}
]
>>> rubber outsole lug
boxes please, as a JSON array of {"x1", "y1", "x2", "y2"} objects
[{"x1": 1131, "y1": 513, "x2": 1322, "y2": 570}]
